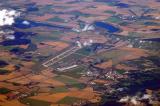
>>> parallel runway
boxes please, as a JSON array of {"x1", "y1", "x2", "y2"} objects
[{"x1": 42, "y1": 46, "x2": 80, "y2": 67}]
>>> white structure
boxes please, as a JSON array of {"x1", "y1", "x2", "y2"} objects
[
  {"x1": 72, "y1": 23, "x2": 95, "y2": 32},
  {"x1": 139, "y1": 40, "x2": 145, "y2": 43},
  {"x1": 83, "y1": 39, "x2": 93, "y2": 46},
  {"x1": 127, "y1": 44, "x2": 133, "y2": 48},
  {"x1": 82, "y1": 24, "x2": 95, "y2": 32},
  {"x1": 119, "y1": 96, "x2": 138, "y2": 105},
  {"x1": 5, "y1": 35, "x2": 15, "y2": 40},
  {"x1": 76, "y1": 39, "x2": 93, "y2": 48},
  {"x1": 89, "y1": 39, "x2": 93, "y2": 43},
  {"x1": 72, "y1": 28, "x2": 80, "y2": 33},
  {"x1": 76, "y1": 41, "x2": 82, "y2": 48},
  {"x1": 57, "y1": 65, "x2": 78, "y2": 71},
  {"x1": 155, "y1": 16, "x2": 160, "y2": 20},
  {"x1": 22, "y1": 20, "x2": 30, "y2": 25},
  {"x1": 0, "y1": 30, "x2": 14, "y2": 34}
]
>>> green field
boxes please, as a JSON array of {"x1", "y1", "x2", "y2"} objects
[
  {"x1": 50, "y1": 86, "x2": 69, "y2": 93},
  {"x1": 59, "y1": 53, "x2": 84, "y2": 64},
  {"x1": 31, "y1": 34, "x2": 59, "y2": 42},
  {"x1": 105, "y1": 1, "x2": 117, "y2": 6},
  {"x1": 0, "y1": 45, "x2": 16, "y2": 51},
  {"x1": 53, "y1": 75, "x2": 86, "y2": 89},
  {"x1": 48, "y1": 16, "x2": 65, "y2": 22},
  {"x1": 116, "y1": 69, "x2": 126, "y2": 75},
  {"x1": 69, "y1": 11, "x2": 91, "y2": 17},
  {"x1": 57, "y1": 96, "x2": 81, "y2": 105},
  {"x1": 37, "y1": 5, "x2": 53, "y2": 14},
  {"x1": 144, "y1": 21, "x2": 160, "y2": 26},
  {"x1": 31, "y1": 30, "x2": 65, "y2": 43},
  {"x1": 76, "y1": 48, "x2": 91, "y2": 56},
  {"x1": 54, "y1": 75, "x2": 79, "y2": 85},
  {"x1": 0, "y1": 69, "x2": 11, "y2": 75},
  {"x1": 56, "y1": 66, "x2": 86, "y2": 78},
  {"x1": 71, "y1": 83, "x2": 86, "y2": 89},
  {"x1": 0, "y1": 88, "x2": 11, "y2": 94},
  {"x1": 106, "y1": 16, "x2": 123, "y2": 23},
  {"x1": 97, "y1": 50, "x2": 129, "y2": 64},
  {"x1": 104, "y1": 10, "x2": 116, "y2": 14}
]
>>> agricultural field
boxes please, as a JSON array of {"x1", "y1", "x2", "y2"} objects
[{"x1": 0, "y1": 0, "x2": 160, "y2": 106}]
